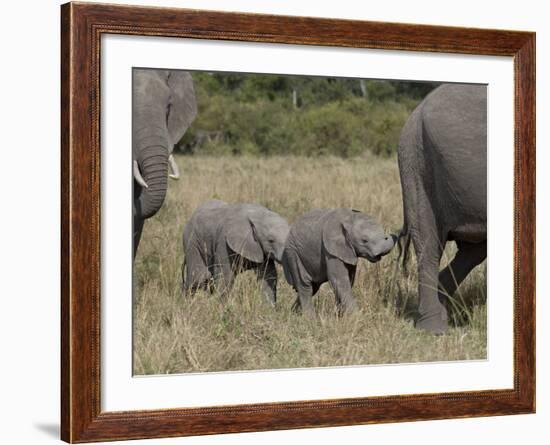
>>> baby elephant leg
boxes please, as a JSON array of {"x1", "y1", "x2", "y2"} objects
[
  {"x1": 210, "y1": 241, "x2": 238, "y2": 298},
  {"x1": 285, "y1": 248, "x2": 315, "y2": 317},
  {"x1": 256, "y1": 259, "x2": 278, "y2": 306},
  {"x1": 182, "y1": 248, "x2": 211, "y2": 294},
  {"x1": 291, "y1": 282, "x2": 320, "y2": 316},
  {"x1": 213, "y1": 260, "x2": 235, "y2": 299},
  {"x1": 291, "y1": 283, "x2": 316, "y2": 317},
  {"x1": 326, "y1": 256, "x2": 357, "y2": 315}
]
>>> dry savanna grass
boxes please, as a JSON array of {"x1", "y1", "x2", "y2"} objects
[{"x1": 133, "y1": 154, "x2": 487, "y2": 375}]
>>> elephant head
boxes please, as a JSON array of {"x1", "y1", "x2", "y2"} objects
[
  {"x1": 133, "y1": 69, "x2": 197, "y2": 255},
  {"x1": 226, "y1": 205, "x2": 290, "y2": 264},
  {"x1": 323, "y1": 209, "x2": 395, "y2": 264}
]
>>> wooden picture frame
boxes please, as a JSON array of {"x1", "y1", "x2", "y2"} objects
[{"x1": 61, "y1": 2, "x2": 535, "y2": 442}]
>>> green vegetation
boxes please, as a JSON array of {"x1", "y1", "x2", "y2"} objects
[{"x1": 179, "y1": 73, "x2": 438, "y2": 158}]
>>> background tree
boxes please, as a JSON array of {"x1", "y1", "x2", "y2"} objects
[{"x1": 179, "y1": 72, "x2": 439, "y2": 158}]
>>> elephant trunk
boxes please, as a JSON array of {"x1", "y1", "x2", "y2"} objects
[
  {"x1": 374, "y1": 235, "x2": 396, "y2": 257},
  {"x1": 134, "y1": 145, "x2": 169, "y2": 219},
  {"x1": 274, "y1": 246, "x2": 285, "y2": 264}
]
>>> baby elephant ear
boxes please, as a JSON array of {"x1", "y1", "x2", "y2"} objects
[
  {"x1": 322, "y1": 210, "x2": 358, "y2": 265},
  {"x1": 226, "y1": 215, "x2": 264, "y2": 264}
]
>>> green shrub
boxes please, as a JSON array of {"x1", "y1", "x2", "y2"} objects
[
  {"x1": 294, "y1": 101, "x2": 366, "y2": 157},
  {"x1": 177, "y1": 73, "x2": 435, "y2": 158}
]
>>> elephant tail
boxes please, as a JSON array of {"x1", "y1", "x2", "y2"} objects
[
  {"x1": 181, "y1": 257, "x2": 187, "y2": 294},
  {"x1": 387, "y1": 225, "x2": 410, "y2": 310},
  {"x1": 396, "y1": 225, "x2": 411, "y2": 274}
]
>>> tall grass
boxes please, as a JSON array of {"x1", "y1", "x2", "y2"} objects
[{"x1": 133, "y1": 154, "x2": 486, "y2": 375}]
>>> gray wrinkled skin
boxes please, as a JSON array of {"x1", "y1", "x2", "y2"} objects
[
  {"x1": 182, "y1": 200, "x2": 290, "y2": 305},
  {"x1": 133, "y1": 69, "x2": 197, "y2": 258},
  {"x1": 398, "y1": 84, "x2": 487, "y2": 335},
  {"x1": 282, "y1": 208, "x2": 395, "y2": 316}
]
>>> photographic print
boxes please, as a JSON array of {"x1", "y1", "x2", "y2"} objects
[
  {"x1": 62, "y1": 4, "x2": 535, "y2": 440},
  {"x1": 132, "y1": 69, "x2": 487, "y2": 375}
]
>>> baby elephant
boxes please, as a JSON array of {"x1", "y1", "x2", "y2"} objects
[
  {"x1": 283, "y1": 208, "x2": 396, "y2": 316},
  {"x1": 182, "y1": 200, "x2": 290, "y2": 304}
]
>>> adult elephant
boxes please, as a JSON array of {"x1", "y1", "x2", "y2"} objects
[
  {"x1": 398, "y1": 84, "x2": 487, "y2": 334},
  {"x1": 133, "y1": 69, "x2": 197, "y2": 257}
]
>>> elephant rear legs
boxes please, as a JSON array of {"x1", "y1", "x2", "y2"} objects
[
  {"x1": 415, "y1": 235, "x2": 487, "y2": 334},
  {"x1": 413, "y1": 223, "x2": 448, "y2": 334},
  {"x1": 438, "y1": 241, "x2": 487, "y2": 313}
]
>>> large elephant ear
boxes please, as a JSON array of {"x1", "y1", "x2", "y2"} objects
[
  {"x1": 165, "y1": 71, "x2": 198, "y2": 148},
  {"x1": 322, "y1": 210, "x2": 358, "y2": 265},
  {"x1": 226, "y1": 215, "x2": 264, "y2": 264}
]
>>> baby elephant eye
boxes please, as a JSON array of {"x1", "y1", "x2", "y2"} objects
[
  {"x1": 268, "y1": 238, "x2": 275, "y2": 243},
  {"x1": 362, "y1": 239, "x2": 369, "y2": 244}
]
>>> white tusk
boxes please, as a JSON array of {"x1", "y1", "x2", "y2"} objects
[
  {"x1": 133, "y1": 160, "x2": 148, "y2": 188},
  {"x1": 168, "y1": 154, "x2": 180, "y2": 180}
]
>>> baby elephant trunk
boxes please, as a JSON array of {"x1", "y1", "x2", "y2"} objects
[
  {"x1": 370, "y1": 234, "x2": 397, "y2": 260},
  {"x1": 274, "y1": 246, "x2": 285, "y2": 264}
]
